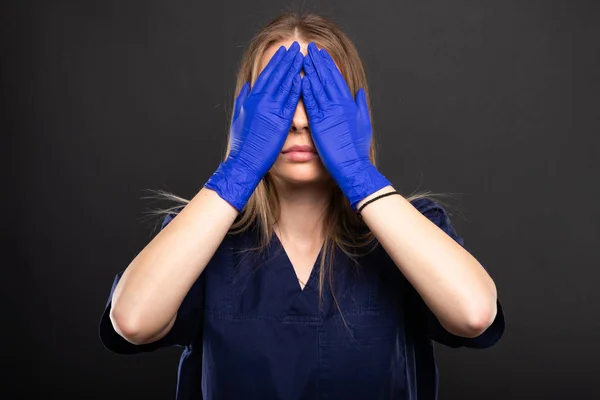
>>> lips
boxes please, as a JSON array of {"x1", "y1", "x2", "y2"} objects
[{"x1": 281, "y1": 145, "x2": 317, "y2": 153}]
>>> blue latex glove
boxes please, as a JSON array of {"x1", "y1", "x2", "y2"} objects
[
  {"x1": 205, "y1": 42, "x2": 304, "y2": 212},
  {"x1": 301, "y1": 42, "x2": 391, "y2": 211}
]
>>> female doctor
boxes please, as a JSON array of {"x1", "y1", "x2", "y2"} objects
[{"x1": 99, "y1": 12, "x2": 504, "y2": 400}]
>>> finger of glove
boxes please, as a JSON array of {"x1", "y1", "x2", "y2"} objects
[
  {"x1": 303, "y1": 55, "x2": 328, "y2": 109},
  {"x1": 355, "y1": 87, "x2": 369, "y2": 121},
  {"x1": 273, "y1": 51, "x2": 304, "y2": 102},
  {"x1": 320, "y1": 49, "x2": 353, "y2": 100},
  {"x1": 307, "y1": 43, "x2": 339, "y2": 102},
  {"x1": 301, "y1": 76, "x2": 321, "y2": 120},
  {"x1": 252, "y1": 45, "x2": 286, "y2": 93},
  {"x1": 264, "y1": 41, "x2": 301, "y2": 94},
  {"x1": 282, "y1": 74, "x2": 302, "y2": 119},
  {"x1": 232, "y1": 82, "x2": 250, "y2": 121}
]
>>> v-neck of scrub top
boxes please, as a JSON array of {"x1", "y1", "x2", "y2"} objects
[
  {"x1": 272, "y1": 230, "x2": 323, "y2": 291},
  {"x1": 269, "y1": 232, "x2": 324, "y2": 320}
]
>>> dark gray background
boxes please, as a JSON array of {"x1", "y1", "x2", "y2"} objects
[{"x1": 4, "y1": 0, "x2": 599, "y2": 398}]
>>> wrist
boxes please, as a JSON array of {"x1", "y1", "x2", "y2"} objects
[{"x1": 355, "y1": 185, "x2": 396, "y2": 212}]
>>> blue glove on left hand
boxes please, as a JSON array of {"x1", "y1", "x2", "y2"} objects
[{"x1": 302, "y1": 42, "x2": 391, "y2": 211}]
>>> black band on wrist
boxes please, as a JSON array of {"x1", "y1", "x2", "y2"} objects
[{"x1": 357, "y1": 191, "x2": 401, "y2": 216}]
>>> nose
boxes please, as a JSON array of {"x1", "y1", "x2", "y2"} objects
[{"x1": 290, "y1": 98, "x2": 310, "y2": 134}]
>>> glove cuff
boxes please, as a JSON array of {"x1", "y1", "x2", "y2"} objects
[
  {"x1": 204, "y1": 161, "x2": 261, "y2": 213},
  {"x1": 345, "y1": 164, "x2": 392, "y2": 211}
]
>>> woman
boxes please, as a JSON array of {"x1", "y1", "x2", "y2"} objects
[{"x1": 99, "y1": 13, "x2": 504, "y2": 400}]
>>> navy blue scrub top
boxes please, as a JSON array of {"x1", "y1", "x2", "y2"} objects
[{"x1": 99, "y1": 198, "x2": 505, "y2": 400}]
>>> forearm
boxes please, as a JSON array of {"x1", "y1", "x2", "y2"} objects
[
  {"x1": 110, "y1": 186, "x2": 238, "y2": 344},
  {"x1": 357, "y1": 186, "x2": 497, "y2": 338}
]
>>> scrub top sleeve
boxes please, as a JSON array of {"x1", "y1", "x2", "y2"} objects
[
  {"x1": 99, "y1": 208, "x2": 205, "y2": 354},
  {"x1": 409, "y1": 198, "x2": 505, "y2": 349}
]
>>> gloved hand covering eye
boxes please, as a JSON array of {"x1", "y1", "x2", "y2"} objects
[
  {"x1": 301, "y1": 42, "x2": 391, "y2": 211},
  {"x1": 205, "y1": 42, "x2": 304, "y2": 212}
]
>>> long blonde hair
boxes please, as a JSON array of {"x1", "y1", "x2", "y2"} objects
[{"x1": 144, "y1": 12, "x2": 460, "y2": 306}]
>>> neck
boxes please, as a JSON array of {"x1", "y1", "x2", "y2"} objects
[{"x1": 271, "y1": 178, "x2": 333, "y2": 246}]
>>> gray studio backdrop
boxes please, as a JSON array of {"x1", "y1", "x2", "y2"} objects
[{"x1": 5, "y1": 0, "x2": 599, "y2": 398}]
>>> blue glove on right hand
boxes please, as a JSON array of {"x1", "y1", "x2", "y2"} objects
[{"x1": 204, "y1": 42, "x2": 303, "y2": 212}]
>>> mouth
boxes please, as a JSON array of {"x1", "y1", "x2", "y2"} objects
[
  {"x1": 281, "y1": 144, "x2": 317, "y2": 154},
  {"x1": 281, "y1": 150, "x2": 318, "y2": 162}
]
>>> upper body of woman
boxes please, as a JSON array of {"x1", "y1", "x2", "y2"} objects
[{"x1": 99, "y1": 13, "x2": 505, "y2": 400}]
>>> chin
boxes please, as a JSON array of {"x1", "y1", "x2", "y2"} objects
[{"x1": 269, "y1": 162, "x2": 330, "y2": 185}]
